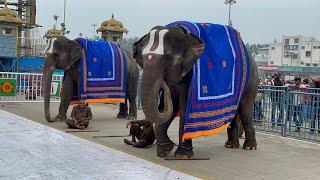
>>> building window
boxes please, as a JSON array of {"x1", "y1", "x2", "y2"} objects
[
  {"x1": 285, "y1": 39, "x2": 289, "y2": 45},
  {"x1": 284, "y1": 52, "x2": 289, "y2": 58},
  {"x1": 271, "y1": 47, "x2": 275, "y2": 50},
  {"x1": 270, "y1": 61, "x2": 274, "y2": 64},
  {"x1": 306, "y1": 51, "x2": 311, "y2": 57},
  {"x1": 313, "y1": 64, "x2": 318, "y2": 67},
  {"x1": 294, "y1": 38, "x2": 299, "y2": 44},
  {"x1": 2, "y1": 28, "x2": 13, "y2": 36},
  {"x1": 314, "y1": 46, "x2": 318, "y2": 49},
  {"x1": 292, "y1": 53, "x2": 298, "y2": 59},
  {"x1": 306, "y1": 63, "x2": 310, "y2": 66},
  {"x1": 301, "y1": 46, "x2": 305, "y2": 49},
  {"x1": 301, "y1": 62, "x2": 304, "y2": 65}
]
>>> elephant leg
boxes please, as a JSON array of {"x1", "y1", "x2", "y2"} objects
[
  {"x1": 238, "y1": 93, "x2": 257, "y2": 150},
  {"x1": 155, "y1": 93, "x2": 179, "y2": 158},
  {"x1": 53, "y1": 77, "x2": 74, "y2": 122},
  {"x1": 225, "y1": 112, "x2": 240, "y2": 148},
  {"x1": 127, "y1": 84, "x2": 138, "y2": 120},
  {"x1": 238, "y1": 120, "x2": 244, "y2": 138},
  {"x1": 174, "y1": 85, "x2": 194, "y2": 158},
  {"x1": 117, "y1": 100, "x2": 128, "y2": 119},
  {"x1": 154, "y1": 114, "x2": 176, "y2": 158},
  {"x1": 127, "y1": 66, "x2": 139, "y2": 120}
]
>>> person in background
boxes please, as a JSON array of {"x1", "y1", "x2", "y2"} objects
[
  {"x1": 287, "y1": 78, "x2": 303, "y2": 132},
  {"x1": 270, "y1": 72, "x2": 284, "y2": 126},
  {"x1": 310, "y1": 78, "x2": 320, "y2": 134},
  {"x1": 66, "y1": 100, "x2": 93, "y2": 130},
  {"x1": 301, "y1": 79, "x2": 310, "y2": 88},
  {"x1": 301, "y1": 79, "x2": 311, "y2": 123}
]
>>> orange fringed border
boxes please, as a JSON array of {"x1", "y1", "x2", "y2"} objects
[
  {"x1": 70, "y1": 98, "x2": 125, "y2": 105},
  {"x1": 182, "y1": 123, "x2": 230, "y2": 140}
]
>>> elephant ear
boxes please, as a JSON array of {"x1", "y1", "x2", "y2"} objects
[
  {"x1": 181, "y1": 32, "x2": 205, "y2": 76},
  {"x1": 133, "y1": 34, "x2": 148, "y2": 68},
  {"x1": 66, "y1": 39, "x2": 81, "y2": 69}
]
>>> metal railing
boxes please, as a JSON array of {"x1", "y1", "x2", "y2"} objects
[
  {"x1": 0, "y1": 72, "x2": 63, "y2": 103},
  {"x1": 253, "y1": 85, "x2": 320, "y2": 143}
]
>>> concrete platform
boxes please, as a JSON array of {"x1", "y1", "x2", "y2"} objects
[
  {"x1": 0, "y1": 110, "x2": 196, "y2": 180},
  {"x1": 1, "y1": 103, "x2": 320, "y2": 180}
]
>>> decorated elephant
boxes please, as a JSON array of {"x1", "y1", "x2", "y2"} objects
[
  {"x1": 133, "y1": 21, "x2": 258, "y2": 158},
  {"x1": 43, "y1": 36, "x2": 139, "y2": 122}
]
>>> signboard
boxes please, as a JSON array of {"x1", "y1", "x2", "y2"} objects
[
  {"x1": 258, "y1": 65, "x2": 279, "y2": 71},
  {"x1": 0, "y1": 78, "x2": 17, "y2": 96},
  {"x1": 50, "y1": 80, "x2": 61, "y2": 97}
]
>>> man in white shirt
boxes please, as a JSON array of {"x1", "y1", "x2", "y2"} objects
[{"x1": 287, "y1": 78, "x2": 303, "y2": 132}]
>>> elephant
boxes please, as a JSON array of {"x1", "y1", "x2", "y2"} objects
[
  {"x1": 133, "y1": 25, "x2": 258, "y2": 158},
  {"x1": 43, "y1": 36, "x2": 139, "y2": 123}
]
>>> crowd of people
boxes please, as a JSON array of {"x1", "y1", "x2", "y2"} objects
[{"x1": 254, "y1": 73, "x2": 320, "y2": 134}]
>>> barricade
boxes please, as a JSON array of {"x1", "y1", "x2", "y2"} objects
[
  {"x1": 253, "y1": 85, "x2": 320, "y2": 143},
  {"x1": 0, "y1": 72, "x2": 63, "y2": 103}
]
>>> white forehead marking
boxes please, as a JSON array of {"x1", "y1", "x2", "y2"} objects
[
  {"x1": 142, "y1": 29, "x2": 156, "y2": 55},
  {"x1": 44, "y1": 38, "x2": 57, "y2": 54},
  {"x1": 142, "y1": 29, "x2": 169, "y2": 55},
  {"x1": 148, "y1": 54, "x2": 152, "y2": 60}
]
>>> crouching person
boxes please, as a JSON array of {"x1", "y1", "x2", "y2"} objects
[
  {"x1": 124, "y1": 119, "x2": 155, "y2": 148},
  {"x1": 66, "y1": 99, "x2": 92, "y2": 130}
]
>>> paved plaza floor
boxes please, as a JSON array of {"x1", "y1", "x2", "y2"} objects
[
  {"x1": 1, "y1": 103, "x2": 320, "y2": 180},
  {"x1": 0, "y1": 110, "x2": 195, "y2": 180}
]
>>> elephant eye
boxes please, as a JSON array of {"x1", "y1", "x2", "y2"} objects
[{"x1": 53, "y1": 52, "x2": 59, "y2": 57}]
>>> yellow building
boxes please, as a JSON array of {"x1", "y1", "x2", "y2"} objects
[{"x1": 0, "y1": 4, "x2": 23, "y2": 58}]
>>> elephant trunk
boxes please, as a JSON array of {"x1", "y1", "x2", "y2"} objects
[
  {"x1": 43, "y1": 58, "x2": 55, "y2": 122},
  {"x1": 141, "y1": 68, "x2": 173, "y2": 124}
]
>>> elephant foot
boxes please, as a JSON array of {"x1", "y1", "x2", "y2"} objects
[
  {"x1": 243, "y1": 139, "x2": 257, "y2": 150},
  {"x1": 52, "y1": 115, "x2": 67, "y2": 122},
  {"x1": 174, "y1": 146, "x2": 194, "y2": 158},
  {"x1": 225, "y1": 139, "x2": 240, "y2": 148},
  {"x1": 126, "y1": 114, "x2": 137, "y2": 120},
  {"x1": 117, "y1": 113, "x2": 128, "y2": 119},
  {"x1": 157, "y1": 141, "x2": 175, "y2": 158},
  {"x1": 46, "y1": 118, "x2": 56, "y2": 123}
]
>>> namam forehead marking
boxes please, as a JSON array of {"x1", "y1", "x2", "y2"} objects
[
  {"x1": 44, "y1": 38, "x2": 58, "y2": 54},
  {"x1": 142, "y1": 29, "x2": 169, "y2": 55}
]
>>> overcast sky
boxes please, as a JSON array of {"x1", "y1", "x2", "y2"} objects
[{"x1": 34, "y1": 0, "x2": 320, "y2": 44}]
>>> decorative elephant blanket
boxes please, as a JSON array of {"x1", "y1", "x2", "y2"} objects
[
  {"x1": 167, "y1": 21, "x2": 250, "y2": 140},
  {"x1": 77, "y1": 38, "x2": 127, "y2": 103}
]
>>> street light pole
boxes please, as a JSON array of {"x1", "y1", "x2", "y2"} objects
[
  {"x1": 63, "y1": 0, "x2": 66, "y2": 25},
  {"x1": 91, "y1": 24, "x2": 97, "y2": 39},
  {"x1": 225, "y1": 0, "x2": 236, "y2": 27},
  {"x1": 61, "y1": 0, "x2": 70, "y2": 35}
]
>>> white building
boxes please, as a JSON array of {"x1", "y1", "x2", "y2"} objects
[{"x1": 268, "y1": 35, "x2": 320, "y2": 67}]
